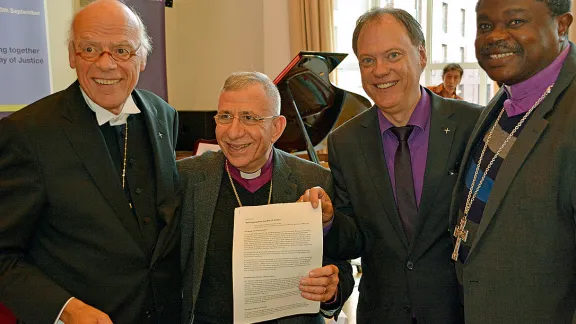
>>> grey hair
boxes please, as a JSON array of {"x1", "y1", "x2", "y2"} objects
[
  {"x1": 221, "y1": 71, "x2": 281, "y2": 115},
  {"x1": 352, "y1": 7, "x2": 425, "y2": 56},
  {"x1": 67, "y1": 0, "x2": 152, "y2": 57}
]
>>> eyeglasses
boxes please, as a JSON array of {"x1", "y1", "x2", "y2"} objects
[
  {"x1": 73, "y1": 41, "x2": 141, "y2": 62},
  {"x1": 214, "y1": 113, "x2": 279, "y2": 126}
]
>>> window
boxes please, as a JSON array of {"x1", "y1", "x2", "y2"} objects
[
  {"x1": 414, "y1": 0, "x2": 422, "y2": 23},
  {"x1": 461, "y1": 9, "x2": 466, "y2": 37},
  {"x1": 383, "y1": 0, "x2": 395, "y2": 6},
  {"x1": 334, "y1": 26, "x2": 339, "y2": 52},
  {"x1": 333, "y1": 0, "x2": 493, "y2": 105},
  {"x1": 442, "y1": 2, "x2": 448, "y2": 33}
]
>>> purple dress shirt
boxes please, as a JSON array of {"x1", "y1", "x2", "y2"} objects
[
  {"x1": 227, "y1": 151, "x2": 273, "y2": 193},
  {"x1": 504, "y1": 46, "x2": 569, "y2": 117},
  {"x1": 378, "y1": 87, "x2": 431, "y2": 207}
]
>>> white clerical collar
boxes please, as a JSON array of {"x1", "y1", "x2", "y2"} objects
[
  {"x1": 80, "y1": 88, "x2": 141, "y2": 126},
  {"x1": 240, "y1": 169, "x2": 261, "y2": 179}
]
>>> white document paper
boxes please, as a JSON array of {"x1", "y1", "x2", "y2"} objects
[{"x1": 233, "y1": 202, "x2": 323, "y2": 324}]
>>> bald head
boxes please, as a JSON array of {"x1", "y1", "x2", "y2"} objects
[
  {"x1": 67, "y1": 0, "x2": 152, "y2": 114},
  {"x1": 69, "y1": 0, "x2": 151, "y2": 56}
]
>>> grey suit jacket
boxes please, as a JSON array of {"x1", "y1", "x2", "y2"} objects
[
  {"x1": 0, "y1": 82, "x2": 181, "y2": 324},
  {"x1": 178, "y1": 148, "x2": 354, "y2": 324},
  {"x1": 450, "y1": 44, "x2": 576, "y2": 324},
  {"x1": 324, "y1": 88, "x2": 481, "y2": 324}
]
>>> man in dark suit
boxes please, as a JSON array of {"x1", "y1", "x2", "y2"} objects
[
  {"x1": 450, "y1": 0, "x2": 576, "y2": 322},
  {"x1": 0, "y1": 1, "x2": 181, "y2": 323},
  {"x1": 308, "y1": 7, "x2": 481, "y2": 324},
  {"x1": 178, "y1": 71, "x2": 354, "y2": 324}
]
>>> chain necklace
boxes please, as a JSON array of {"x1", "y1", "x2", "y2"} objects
[
  {"x1": 121, "y1": 122, "x2": 133, "y2": 209},
  {"x1": 225, "y1": 160, "x2": 272, "y2": 207},
  {"x1": 451, "y1": 84, "x2": 554, "y2": 261},
  {"x1": 121, "y1": 122, "x2": 128, "y2": 189}
]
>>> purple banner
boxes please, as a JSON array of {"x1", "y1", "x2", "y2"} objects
[
  {"x1": 124, "y1": 0, "x2": 168, "y2": 101},
  {"x1": 0, "y1": 0, "x2": 50, "y2": 106}
]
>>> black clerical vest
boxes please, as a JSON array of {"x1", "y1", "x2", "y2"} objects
[
  {"x1": 99, "y1": 113, "x2": 160, "y2": 256},
  {"x1": 194, "y1": 175, "x2": 277, "y2": 324}
]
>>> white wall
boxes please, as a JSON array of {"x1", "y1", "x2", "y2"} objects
[
  {"x1": 263, "y1": 0, "x2": 291, "y2": 80},
  {"x1": 45, "y1": 0, "x2": 77, "y2": 92},
  {"x1": 165, "y1": 0, "x2": 291, "y2": 111}
]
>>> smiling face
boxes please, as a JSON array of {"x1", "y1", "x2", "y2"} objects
[
  {"x1": 356, "y1": 15, "x2": 426, "y2": 124},
  {"x1": 68, "y1": 0, "x2": 147, "y2": 114},
  {"x1": 442, "y1": 69, "x2": 462, "y2": 94},
  {"x1": 216, "y1": 83, "x2": 287, "y2": 173},
  {"x1": 475, "y1": 0, "x2": 571, "y2": 85}
]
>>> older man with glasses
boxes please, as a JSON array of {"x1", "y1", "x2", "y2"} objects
[
  {"x1": 0, "y1": 1, "x2": 181, "y2": 323},
  {"x1": 178, "y1": 71, "x2": 354, "y2": 324}
]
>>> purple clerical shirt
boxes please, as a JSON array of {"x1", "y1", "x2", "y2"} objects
[
  {"x1": 227, "y1": 151, "x2": 274, "y2": 193},
  {"x1": 377, "y1": 86, "x2": 431, "y2": 207},
  {"x1": 504, "y1": 46, "x2": 569, "y2": 117}
]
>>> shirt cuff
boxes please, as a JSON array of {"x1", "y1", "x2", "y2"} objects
[
  {"x1": 320, "y1": 290, "x2": 339, "y2": 317},
  {"x1": 55, "y1": 297, "x2": 75, "y2": 324},
  {"x1": 320, "y1": 307, "x2": 337, "y2": 317},
  {"x1": 322, "y1": 218, "x2": 334, "y2": 236}
]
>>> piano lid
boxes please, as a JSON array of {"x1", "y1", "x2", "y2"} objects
[{"x1": 274, "y1": 51, "x2": 371, "y2": 156}]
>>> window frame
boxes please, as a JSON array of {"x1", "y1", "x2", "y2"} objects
[{"x1": 422, "y1": 0, "x2": 490, "y2": 105}]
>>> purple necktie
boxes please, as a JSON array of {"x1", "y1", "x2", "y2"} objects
[{"x1": 391, "y1": 126, "x2": 418, "y2": 242}]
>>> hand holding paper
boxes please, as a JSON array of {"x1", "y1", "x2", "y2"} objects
[
  {"x1": 299, "y1": 264, "x2": 339, "y2": 302},
  {"x1": 298, "y1": 186, "x2": 334, "y2": 224}
]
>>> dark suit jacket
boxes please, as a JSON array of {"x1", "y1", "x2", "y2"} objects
[
  {"x1": 0, "y1": 82, "x2": 181, "y2": 324},
  {"x1": 178, "y1": 148, "x2": 355, "y2": 324},
  {"x1": 450, "y1": 44, "x2": 576, "y2": 324},
  {"x1": 324, "y1": 89, "x2": 481, "y2": 324}
]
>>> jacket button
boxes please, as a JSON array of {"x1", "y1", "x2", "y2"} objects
[
  {"x1": 403, "y1": 305, "x2": 411, "y2": 313},
  {"x1": 144, "y1": 216, "x2": 151, "y2": 224},
  {"x1": 136, "y1": 188, "x2": 143, "y2": 194},
  {"x1": 406, "y1": 260, "x2": 414, "y2": 270}
]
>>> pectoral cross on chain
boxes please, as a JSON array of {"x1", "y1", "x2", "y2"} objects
[{"x1": 451, "y1": 217, "x2": 469, "y2": 261}]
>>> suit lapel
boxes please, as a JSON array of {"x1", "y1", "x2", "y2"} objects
[
  {"x1": 133, "y1": 91, "x2": 178, "y2": 264},
  {"x1": 360, "y1": 107, "x2": 408, "y2": 248},
  {"x1": 134, "y1": 90, "x2": 175, "y2": 224},
  {"x1": 61, "y1": 83, "x2": 147, "y2": 253},
  {"x1": 469, "y1": 45, "x2": 576, "y2": 254},
  {"x1": 271, "y1": 149, "x2": 298, "y2": 203},
  {"x1": 191, "y1": 152, "x2": 225, "y2": 304},
  {"x1": 413, "y1": 95, "x2": 456, "y2": 245}
]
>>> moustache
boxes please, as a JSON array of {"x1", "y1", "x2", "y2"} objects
[{"x1": 479, "y1": 40, "x2": 522, "y2": 56}]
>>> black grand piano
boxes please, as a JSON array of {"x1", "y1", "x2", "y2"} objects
[{"x1": 176, "y1": 51, "x2": 371, "y2": 162}]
